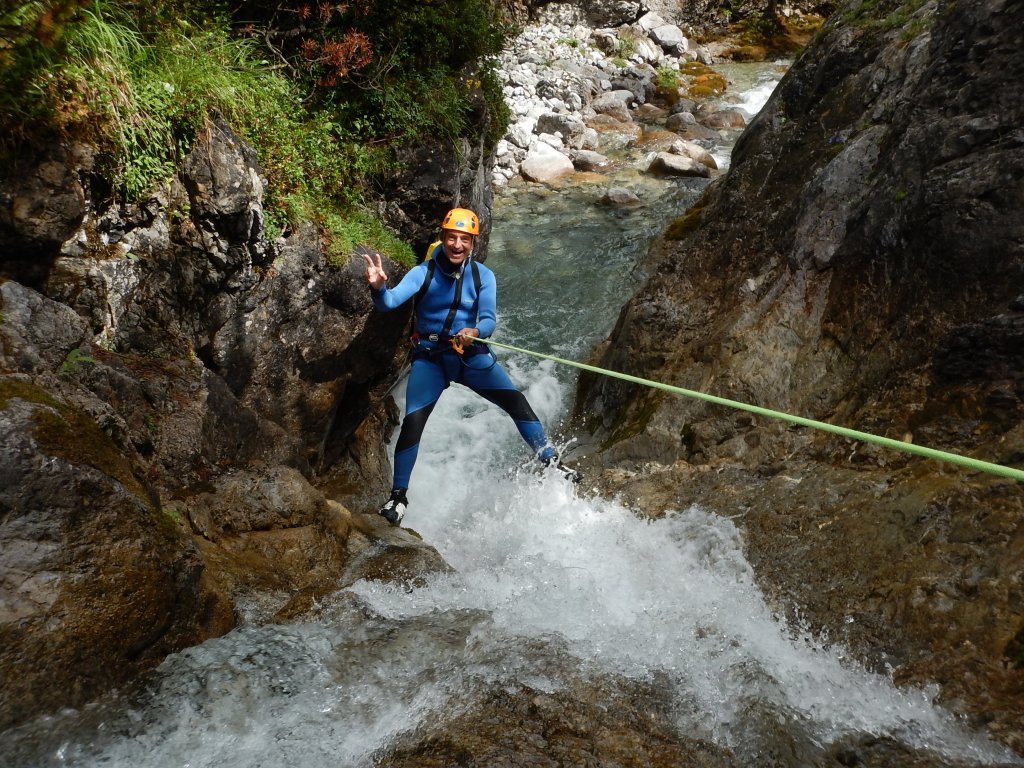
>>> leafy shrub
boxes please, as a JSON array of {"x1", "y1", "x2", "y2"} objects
[{"x1": 1, "y1": 0, "x2": 510, "y2": 260}]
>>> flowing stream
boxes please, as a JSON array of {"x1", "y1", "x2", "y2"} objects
[{"x1": 2, "y1": 66, "x2": 1021, "y2": 768}]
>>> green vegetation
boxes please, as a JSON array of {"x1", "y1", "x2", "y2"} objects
[
  {"x1": 841, "y1": 0, "x2": 936, "y2": 37},
  {"x1": 1, "y1": 0, "x2": 512, "y2": 264},
  {"x1": 611, "y1": 35, "x2": 637, "y2": 67},
  {"x1": 655, "y1": 65, "x2": 681, "y2": 92},
  {"x1": 60, "y1": 347, "x2": 97, "y2": 375}
]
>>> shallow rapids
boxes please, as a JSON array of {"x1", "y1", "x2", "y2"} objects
[{"x1": 1, "y1": 64, "x2": 1020, "y2": 768}]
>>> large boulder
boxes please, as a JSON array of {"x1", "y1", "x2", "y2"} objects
[
  {"x1": 0, "y1": 357, "x2": 232, "y2": 730},
  {"x1": 647, "y1": 152, "x2": 712, "y2": 178},
  {"x1": 520, "y1": 142, "x2": 576, "y2": 183},
  {"x1": 649, "y1": 23, "x2": 688, "y2": 55},
  {"x1": 591, "y1": 92, "x2": 633, "y2": 123},
  {"x1": 581, "y1": 0, "x2": 1024, "y2": 749},
  {"x1": 537, "y1": 112, "x2": 589, "y2": 149}
]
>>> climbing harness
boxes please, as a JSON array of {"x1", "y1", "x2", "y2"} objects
[{"x1": 469, "y1": 337, "x2": 1024, "y2": 483}]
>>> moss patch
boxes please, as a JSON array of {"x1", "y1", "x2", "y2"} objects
[
  {"x1": 602, "y1": 392, "x2": 665, "y2": 452},
  {"x1": 2, "y1": 377, "x2": 153, "y2": 508},
  {"x1": 665, "y1": 204, "x2": 706, "y2": 240},
  {"x1": 0, "y1": 378, "x2": 64, "y2": 410},
  {"x1": 722, "y1": 14, "x2": 825, "y2": 60},
  {"x1": 30, "y1": 406, "x2": 152, "y2": 506}
]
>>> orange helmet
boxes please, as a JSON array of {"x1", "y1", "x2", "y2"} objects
[{"x1": 441, "y1": 207, "x2": 480, "y2": 236}]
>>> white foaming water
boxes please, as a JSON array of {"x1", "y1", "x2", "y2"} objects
[
  {"x1": 735, "y1": 73, "x2": 784, "y2": 118},
  {"x1": 713, "y1": 63, "x2": 786, "y2": 171},
  {"x1": 347, "y1": 358, "x2": 1019, "y2": 765}
]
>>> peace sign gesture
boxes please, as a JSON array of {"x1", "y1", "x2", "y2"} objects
[{"x1": 362, "y1": 251, "x2": 388, "y2": 290}]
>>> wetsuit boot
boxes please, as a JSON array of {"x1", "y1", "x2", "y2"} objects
[
  {"x1": 541, "y1": 451, "x2": 581, "y2": 484},
  {"x1": 378, "y1": 488, "x2": 408, "y2": 526}
]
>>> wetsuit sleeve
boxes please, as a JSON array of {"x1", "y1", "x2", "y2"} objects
[
  {"x1": 476, "y1": 266, "x2": 497, "y2": 338},
  {"x1": 371, "y1": 263, "x2": 428, "y2": 312}
]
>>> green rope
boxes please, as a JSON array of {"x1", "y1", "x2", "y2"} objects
[{"x1": 472, "y1": 337, "x2": 1024, "y2": 482}]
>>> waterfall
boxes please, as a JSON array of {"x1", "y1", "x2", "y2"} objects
[{"x1": 2, "y1": 65, "x2": 1020, "y2": 768}]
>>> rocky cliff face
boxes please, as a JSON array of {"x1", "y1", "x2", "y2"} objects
[
  {"x1": 581, "y1": 0, "x2": 1024, "y2": 751},
  {"x1": 0, "y1": 115, "x2": 471, "y2": 727}
]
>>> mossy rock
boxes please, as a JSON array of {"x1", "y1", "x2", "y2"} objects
[
  {"x1": 688, "y1": 84, "x2": 721, "y2": 100},
  {"x1": 1, "y1": 376, "x2": 157, "y2": 513},
  {"x1": 665, "y1": 206, "x2": 705, "y2": 240},
  {"x1": 680, "y1": 61, "x2": 715, "y2": 77},
  {"x1": 726, "y1": 45, "x2": 769, "y2": 61}
]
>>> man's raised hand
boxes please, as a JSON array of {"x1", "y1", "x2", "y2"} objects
[{"x1": 362, "y1": 251, "x2": 388, "y2": 290}]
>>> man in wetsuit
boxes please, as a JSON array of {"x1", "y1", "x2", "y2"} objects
[{"x1": 362, "y1": 207, "x2": 575, "y2": 525}]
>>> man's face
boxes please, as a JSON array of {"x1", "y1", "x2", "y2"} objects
[{"x1": 442, "y1": 231, "x2": 474, "y2": 265}]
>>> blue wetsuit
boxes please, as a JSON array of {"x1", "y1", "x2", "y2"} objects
[{"x1": 371, "y1": 249, "x2": 554, "y2": 489}]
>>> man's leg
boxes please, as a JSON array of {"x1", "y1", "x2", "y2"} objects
[
  {"x1": 461, "y1": 359, "x2": 552, "y2": 458},
  {"x1": 379, "y1": 357, "x2": 447, "y2": 525},
  {"x1": 393, "y1": 357, "x2": 448, "y2": 488}
]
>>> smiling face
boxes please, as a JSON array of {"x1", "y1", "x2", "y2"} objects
[{"x1": 442, "y1": 230, "x2": 475, "y2": 265}]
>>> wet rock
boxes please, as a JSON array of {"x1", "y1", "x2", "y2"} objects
[
  {"x1": 0, "y1": 379, "x2": 232, "y2": 730},
  {"x1": 670, "y1": 139, "x2": 719, "y2": 170},
  {"x1": 0, "y1": 110, "x2": 412, "y2": 729},
  {"x1": 670, "y1": 120, "x2": 721, "y2": 141},
  {"x1": 600, "y1": 186, "x2": 643, "y2": 206},
  {"x1": 583, "y1": 0, "x2": 1024, "y2": 752},
  {"x1": 341, "y1": 512, "x2": 454, "y2": 588},
  {"x1": 585, "y1": 116, "x2": 645, "y2": 153},
  {"x1": 174, "y1": 467, "x2": 351, "y2": 623},
  {"x1": 648, "y1": 152, "x2": 712, "y2": 177},
  {"x1": 574, "y1": 149, "x2": 612, "y2": 171},
  {"x1": 635, "y1": 102, "x2": 669, "y2": 120},
  {"x1": 521, "y1": 142, "x2": 576, "y2": 183},
  {"x1": 790, "y1": 126, "x2": 885, "y2": 271},
  {"x1": 700, "y1": 108, "x2": 747, "y2": 129},
  {"x1": 632, "y1": 126, "x2": 683, "y2": 152},
  {"x1": 383, "y1": 672, "x2": 738, "y2": 768}
]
